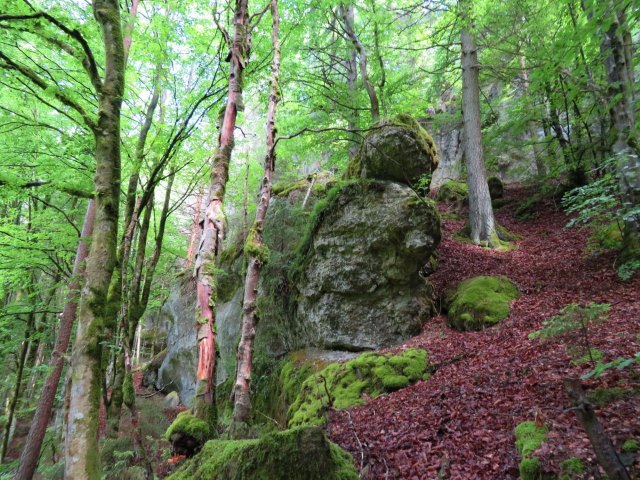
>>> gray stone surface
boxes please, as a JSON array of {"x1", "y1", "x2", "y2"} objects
[
  {"x1": 215, "y1": 287, "x2": 243, "y2": 384},
  {"x1": 156, "y1": 274, "x2": 197, "y2": 406},
  {"x1": 298, "y1": 180, "x2": 441, "y2": 350}
]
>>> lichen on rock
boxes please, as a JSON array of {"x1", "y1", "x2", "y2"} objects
[
  {"x1": 446, "y1": 275, "x2": 520, "y2": 331},
  {"x1": 167, "y1": 426, "x2": 359, "y2": 480}
]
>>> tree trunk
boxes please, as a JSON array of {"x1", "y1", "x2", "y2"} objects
[
  {"x1": 340, "y1": 4, "x2": 379, "y2": 124},
  {"x1": 64, "y1": 1, "x2": 125, "y2": 478},
  {"x1": 16, "y1": 200, "x2": 95, "y2": 480},
  {"x1": 193, "y1": 0, "x2": 251, "y2": 429},
  {"x1": 518, "y1": 55, "x2": 546, "y2": 177},
  {"x1": 460, "y1": 0, "x2": 499, "y2": 247},
  {"x1": 232, "y1": 0, "x2": 281, "y2": 431},
  {"x1": 186, "y1": 190, "x2": 203, "y2": 269},
  {"x1": 600, "y1": 0, "x2": 639, "y2": 259},
  {"x1": 1, "y1": 306, "x2": 35, "y2": 463},
  {"x1": 564, "y1": 378, "x2": 631, "y2": 480}
]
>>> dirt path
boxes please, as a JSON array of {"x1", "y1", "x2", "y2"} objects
[{"x1": 329, "y1": 188, "x2": 640, "y2": 479}]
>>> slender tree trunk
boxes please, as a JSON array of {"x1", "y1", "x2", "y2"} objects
[
  {"x1": 64, "y1": 1, "x2": 124, "y2": 478},
  {"x1": 232, "y1": 0, "x2": 281, "y2": 431},
  {"x1": 519, "y1": 55, "x2": 546, "y2": 177},
  {"x1": 340, "y1": 4, "x2": 379, "y2": 124},
  {"x1": 193, "y1": 0, "x2": 251, "y2": 429},
  {"x1": 1, "y1": 306, "x2": 35, "y2": 463},
  {"x1": 564, "y1": 378, "x2": 631, "y2": 480},
  {"x1": 16, "y1": 200, "x2": 95, "y2": 480},
  {"x1": 460, "y1": 0, "x2": 499, "y2": 247},
  {"x1": 600, "y1": 0, "x2": 639, "y2": 259}
]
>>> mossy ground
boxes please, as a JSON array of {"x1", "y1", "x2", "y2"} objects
[
  {"x1": 446, "y1": 275, "x2": 520, "y2": 331},
  {"x1": 167, "y1": 427, "x2": 359, "y2": 480},
  {"x1": 286, "y1": 349, "x2": 430, "y2": 427},
  {"x1": 515, "y1": 421, "x2": 550, "y2": 480},
  {"x1": 436, "y1": 180, "x2": 468, "y2": 206}
]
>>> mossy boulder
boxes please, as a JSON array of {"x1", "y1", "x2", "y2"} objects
[
  {"x1": 165, "y1": 411, "x2": 213, "y2": 456},
  {"x1": 167, "y1": 426, "x2": 358, "y2": 480},
  {"x1": 446, "y1": 275, "x2": 520, "y2": 331},
  {"x1": 346, "y1": 114, "x2": 438, "y2": 186},
  {"x1": 287, "y1": 349, "x2": 430, "y2": 427},
  {"x1": 436, "y1": 180, "x2": 468, "y2": 208},
  {"x1": 487, "y1": 176, "x2": 504, "y2": 199},
  {"x1": 297, "y1": 180, "x2": 440, "y2": 350}
]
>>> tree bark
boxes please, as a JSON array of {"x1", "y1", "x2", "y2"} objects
[
  {"x1": 232, "y1": 0, "x2": 281, "y2": 430},
  {"x1": 15, "y1": 200, "x2": 95, "y2": 480},
  {"x1": 564, "y1": 378, "x2": 631, "y2": 480},
  {"x1": 340, "y1": 4, "x2": 379, "y2": 124},
  {"x1": 518, "y1": 55, "x2": 546, "y2": 177},
  {"x1": 64, "y1": 1, "x2": 125, "y2": 478},
  {"x1": 193, "y1": 0, "x2": 251, "y2": 429},
  {"x1": 600, "y1": 0, "x2": 639, "y2": 259},
  {"x1": 460, "y1": 0, "x2": 499, "y2": 247}
]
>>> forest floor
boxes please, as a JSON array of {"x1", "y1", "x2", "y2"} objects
[{"x1": 329, "y1": 186, "x2": 640, "y2": 480}]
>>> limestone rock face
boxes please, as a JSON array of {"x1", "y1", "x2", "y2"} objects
[
  {"x1": 349, "y1": 116, "x2": 439, "y2": 186},
  {"x1": 298, "y1": 180, "x2": 441, "y2": 350},
  {"x1": 156, "y1": 274, "x2": 197, "y2": 406}
]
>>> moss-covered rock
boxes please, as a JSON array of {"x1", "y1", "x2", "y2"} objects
[
  {"x1": 487, "y1": 176, "x2": 504, "y2": 199},
  {"x1": 346, "y1": 114, "x2": 438, "y2": 186},
  {"x1": 436, "y1": 180, "x2": 468, "y2": 208},
  {"x1": 559, "y1": 457, "x2": 585, "y2": 479},
  {"x1": 287, "y1": 349, "x2": 430, "y2": 427},
  {"x1": 167, "y1": 426, "x2": 359, "y2": 480},
  {"x1": 446, "y1": 275, "x2": 520, "y2": 331},
  {"x1": 165, "y1": 411, "x2": 213, "y2": 456},
  {"x1": 515, "y1": 421, "x2": 551, "y2": 480}
]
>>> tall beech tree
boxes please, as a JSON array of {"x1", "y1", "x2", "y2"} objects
[
  {"x1": 459, "y1": 0, "x2": 499, "y2": 247},
  {"x1": 232, "y1": 0, "x2": 281, "y2": 430}
]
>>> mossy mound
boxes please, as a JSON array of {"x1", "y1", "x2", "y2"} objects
[
  {"x1": 487, "y1": 176, "x2": 504, "y2": 199},
  {"x1": 346, "y1": 114, "x2": 438, "y2": 186},
  {"x1": 167, "y1": 426, "x2": 359, "y2": 480},
  {"x1": 515, "y1": 421, "x2": 551, "y2": 480},
  {"x1": 446, "y1": 275, "x2": 520, "y2": 331},
  {"x1": 436, "y1": 180, "x2": 468, "y2": 208},
  {"x1": 287, "y1": 349, "x2": 430, "y2": 427},
  {"x1": 165, "y1": 411, "x2": 213, "y2": 456}
]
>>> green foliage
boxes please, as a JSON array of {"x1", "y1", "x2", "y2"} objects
[
  {"x1": 167, "y1": 427, "x2": 359, "y2": 480},
  {"x1": 559, "y1": 457, "x2": 584, "y2": 480},
  {"x1": 582, "y1": 352, "x2": 640, "y2": 380},
  {"x1": 446, "y1": 275, "x2": 520, "y2": 331},
  {"x1": 529, "y1": 303, "x2": 610, "y2": 368},
  {"x1": 287, "y1": 349, "x2": 429, "y2": 427},
  {"x1": 622, "y1": 439, "x2": 639, "y2": 453}
]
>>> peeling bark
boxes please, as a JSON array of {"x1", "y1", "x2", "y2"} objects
[
  {"x1": 193, "y1": 0, "x2": 251, "y2": 428},
  {"x1": 232, "y1": 0, "x2": 281, "y2": 430}
]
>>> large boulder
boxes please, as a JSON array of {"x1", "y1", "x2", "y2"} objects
[
  {"x1": 167, "y1": 426, "x2": 358, "y2": 480},
  {"x1": 347, "y1": 115, "x2": 439, "y2": 186},
  {"x1": 297, "y1": 180, "x2": 441, "y2": 350},
  {"x1": 156, "y1": 274, "x2": 197, "y2": 406}
]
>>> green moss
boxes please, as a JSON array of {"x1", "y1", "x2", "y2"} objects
[
  {"x1": 167, "y1": 427, "x2": 358, "y2": 480},
  {"x1": 288, "y1": 349, "x2": 429, "y2": 427},
  {"x1": 570, "y1": 347, "x2": 602, "y2": 366},
  {"x1": 622, "y1": 438, "x2": 639, "y2": 453},
  {"x1": 123, "y1": 371, "x2": 134, "y2": 407},
  {"x1": 272, "y1": 179, "x2": 309, "y2": 197},
  {"x1": 244, "y1": 224, "x2": 270, "y2": 263},
  {"x1": 519, "y1": 457, "x2": 543, "y2": 480},
  {"x1": 165, "y1": 411, "x2": 212, "y2": 445},
  {"x1": 515, "y1": 421, "x2": 548, "y2": 458},
  {"x1": 446, "y1": 275, "x2": 520, "y2": 331},
  {"x1": 436, "y1": 180, "x2": 468, "y2": 205},
  {"x1": 560, "y1": 457, "x2": 585, "y2": 479}
]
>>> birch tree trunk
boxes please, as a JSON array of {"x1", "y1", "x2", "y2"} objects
[
  {"x1": 232, "y1": 0, "x2": 281, "y2": 431},
  {"x1": 193, "y1": 0, "x2": 251, "y2": 429},
  {"x1": 460, "y1": 0, "x2": 499, "y2": 247},
  {"x1": 65, "y1": 1, "x2": 125, "y2": 477}
]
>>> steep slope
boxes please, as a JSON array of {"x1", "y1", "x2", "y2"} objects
[{"x1": 328, "y1": 187, "x2": 640, "y2": 479}]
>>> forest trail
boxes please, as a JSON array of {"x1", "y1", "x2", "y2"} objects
[{"x1": 329, "y1": 186, "x2": 640, "y2": 480}]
